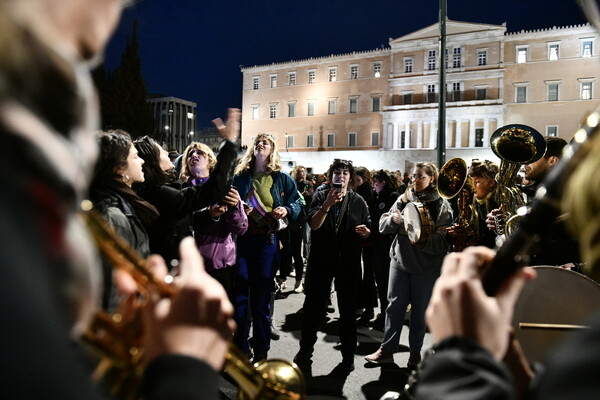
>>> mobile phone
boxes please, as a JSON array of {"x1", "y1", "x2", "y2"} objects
[
  {"x1": 218, "y1": 185, "x2": 236, "y2": 205},
  {"x1": 332, "y1": 182, "x2": 342, "y2": 190}
]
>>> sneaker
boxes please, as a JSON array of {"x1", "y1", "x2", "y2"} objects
[
  {"x1": 365, "y1": 348, "x2": 394, "y2": 364},
  {"x1": 278, "y1": 279, "x2": 287, "y2": 291},
  {"x1": 289, "y1": 270, "x2": 296, "y2": 277},
  {"x1": 293, "y1": 281, "x2": 304, "y2": 293}
]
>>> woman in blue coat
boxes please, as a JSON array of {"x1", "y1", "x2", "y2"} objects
[{"x1": 232, "y1": 133, "x2": 301, "y2": 361}]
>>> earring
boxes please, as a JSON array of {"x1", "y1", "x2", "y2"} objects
[{"x1": 123, "y1": 174, "x2": 131, "y2": 183}]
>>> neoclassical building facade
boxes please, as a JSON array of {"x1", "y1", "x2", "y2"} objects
[{"x1": 241, "y1": 20, "x2": 600, "y2": 173}]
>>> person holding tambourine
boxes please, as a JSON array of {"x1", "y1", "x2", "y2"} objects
[{"x1": 365, "y1": 161, "x2": 453, "y2": 368}]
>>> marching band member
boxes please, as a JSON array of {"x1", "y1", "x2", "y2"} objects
[{"x1": 365, "y1": 162, "x2": 453, "y2": 367}]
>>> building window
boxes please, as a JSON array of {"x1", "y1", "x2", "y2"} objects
[
  {"x1": 306, "y1": 134, "x2": 314, "y2": 148},
  {"x1": 349, "y1": 98, "x2": 358, "y2": 113},
  {"x1": 451, "y1": 82, "x2": 461, "y2": 102},
  {"x1": 371, "y1": 132, "x2": 380, "y2": 146},
  {"x1": 286, "y1": 135, "x2": 294, "y2": 149},
  {"x1": 308, "y1": 70, "x2": 316, "y2": 84},
  {"x1": 476, "y1": 87, "x2": 487, "y2": 100},
  {"x1": 428, "y1": 50, "x2": 436, "y2": 70},
  {"x1": 289, "y1": 72, "x2": 296, "y2": 86},
  {"x1": 251, "y1": 105, "x2": 259, "y2": 120},
  {"x1": 516, "y1": 46, "x2": 528, "y2": 63},
  {"x1": 546, "y1": 126, "x2": 558, "y2": 137},
  {"x1": 348, "y1": 132, "x2": 357, "y2": 147},
  {"x1": 329, "y1": 67, "x2": 337, "y2": 82},
  {"x1": 427, "y1": 84, "x2": 437, "y2": 103},
  {"x1": 252, "y1": 76, "x2": 259, "y2": 90},
  {"x1": 372, "y1": 96, "x2": 381, "y2": 112},
  {"x1": 373, "y1": 62, "x2": 382, "y2": 77},
  {"x1": 475, "y1": 129, "x2": 484, "y2": 147},
  {"x1": 581, "y1": 38, "x2": 594, "y2": 57},
  {"x1": 452, "y1": 47, "x2": 462, "y2": 68},
  {"x1": 400, "y1": 131, "x2": 406, "y2": 148},
  {"x1": 548, "y1": 43, "x2": 560, "y2": 60},
  {"x1": 270, "y1": 74, "x2": 277, "y2": 88},
  {"x1": 581, "y1": 81, "x2": 593, "y2": 100},
  {"x1": 307, "y1": 101, "x2": 315, "y2": 116},
  {"x1": 403, "y1": 93, "x2": 413, "y2": 105},
  {"x1": 404, "y1": 58, "x2": 413, "y2": 73},
  {"x1": 478, "y1": 50, "x2": 487, "y2": 66},
  {"x1": 327, "y1": 133, "x2": 335, "y2": 147},
  {"x1": 328, "y1": 99, "x2": 336, "y2": 115},
  {"x1": 269, "y1": 104, "x2": 277, "y2": 119},
  {"x1": 288, "y1": 103, "x2": 295, "y2": 117},
  {"x1": 547, "y1": 83, "x2": 559, "y2": 101},
  {"x1": 350, "y1": 65, "x2": 358, "y2": 79},
  {"x1": 516, "y1": 86, "x2": 527, "y2": 103}
]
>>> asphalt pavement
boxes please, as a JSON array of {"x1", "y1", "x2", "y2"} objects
[{"x1": 218, "y1": 274, "x2": 433, "y2": 400}]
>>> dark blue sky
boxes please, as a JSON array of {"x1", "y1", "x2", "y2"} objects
[{"x1": 104, "y1": 0, "x2": 586, "y2": 128}]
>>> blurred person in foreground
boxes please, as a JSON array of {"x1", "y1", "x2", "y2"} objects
[
  {"x1": 414, "y1": 131, "x2": 600, "y2": 399},
  {"x1": 0, "y1": 0, "x2": 234, "y2": 398}
]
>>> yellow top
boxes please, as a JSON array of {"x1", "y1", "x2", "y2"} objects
[{"x1": 252, "y1": 172, "x2": 274, "y2": 212}]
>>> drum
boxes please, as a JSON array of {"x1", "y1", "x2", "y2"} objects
[
  {"x1": 512, "y1": 266, "x2": 600, "y2": 364},
  {"x1": 402, "y1": 201, "x2": 434, "y2": 245}
]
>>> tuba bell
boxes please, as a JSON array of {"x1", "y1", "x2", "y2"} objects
[
  {"x1": 490, "y1": 124, "x2": 546, "y2": 236},
  {"x1": 80, "y1": 201, "x2": 305, "y2": 400},
  {"x1": 437, "y1": 158, "x2": 479, "y2": 251}
]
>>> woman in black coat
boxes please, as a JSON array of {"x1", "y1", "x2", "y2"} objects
[
  {"x1": 363, "y1": 170, "x2": 400, "y2": 328},
  {"x1": 294, "y1": 159, "x2": 371, "y2": 375},
  {"x1": 133, "y1": 109, "x2": 240, "y2": 263}
]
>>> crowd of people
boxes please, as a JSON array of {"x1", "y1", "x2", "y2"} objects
[{"x1": 2, "y1": 0, "x2": 600, "y2": 399}]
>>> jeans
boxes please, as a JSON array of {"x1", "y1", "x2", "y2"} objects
[
  {"x1": 233, "y1": 233, "x2": 279, "y2": 356},
  {"x1": 381, "y1": 267, "x2": 438, "y2": 352}
]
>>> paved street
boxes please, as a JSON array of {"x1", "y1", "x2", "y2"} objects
[{"x1": 219, "y1": 274, "x2": 433, "y2": 400}]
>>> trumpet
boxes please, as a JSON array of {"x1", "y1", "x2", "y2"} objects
[{"x1": 80, "y1": 200, "x2": 305, "y2": 400}]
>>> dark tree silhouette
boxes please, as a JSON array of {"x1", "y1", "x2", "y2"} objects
[{"x1": 93, "y1": 20, "x2": 154, "y2": 138}]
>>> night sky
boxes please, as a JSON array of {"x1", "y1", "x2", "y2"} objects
[{"x1": 104, "y1": 0, "x2": 587, "y2": 128}]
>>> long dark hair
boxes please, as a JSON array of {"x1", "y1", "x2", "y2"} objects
[{"x1": 133, "y1": 136, "x2": 172, "y2": 187}]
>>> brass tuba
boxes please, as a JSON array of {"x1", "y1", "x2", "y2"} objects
[
  {"x1": 80, "y1": 201, "x2": 305, "y2": 400},
  {"x1": 490, "y1": 124, "x2": 546, "y2": 236},
  {"x1": 437, "y1": 158, "x2": 479, "y2": 251}
]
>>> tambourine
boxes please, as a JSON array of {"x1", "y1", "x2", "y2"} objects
[{"x1": 402, "y1": 201, "x2": 434, "y2": 245}]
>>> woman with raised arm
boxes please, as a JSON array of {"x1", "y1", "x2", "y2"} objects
[{"x1": 132, "y1": 109, "x2": 240, "y2": 263}]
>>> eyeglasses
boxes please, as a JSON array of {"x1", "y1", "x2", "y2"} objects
[
  {"x1": 333, "y1": 158, "x2": 353, "y2": 166},
  {"x1": 412, "y1": 174, "x2": 429, "y2": 180}
]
